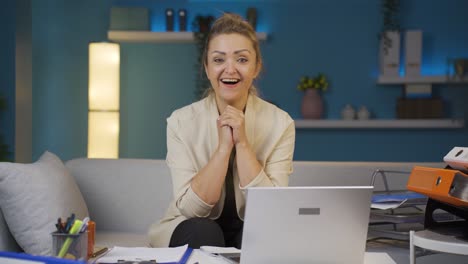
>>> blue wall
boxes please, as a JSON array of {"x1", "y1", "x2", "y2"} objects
[
  {"x1": 0, "y1": 0, "x2": 16, "y2": 160},
  {"x1": 23, "y1": 0, "x2": 468, "y2": 161}
]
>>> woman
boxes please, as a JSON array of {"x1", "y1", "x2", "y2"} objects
[{"x1": 148, "y1": 13, "x2": 295, "y2": 249}]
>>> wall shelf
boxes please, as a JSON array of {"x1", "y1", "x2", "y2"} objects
[
  {"x1": 377, "y1": 75, "x2": 468, "y2": 85},
  {"x1": 294, "y1": 119, "x2": 465, "y2": 129},
  {"x1": 108, "y1": 30, "x2": 268, "y2": 43}
]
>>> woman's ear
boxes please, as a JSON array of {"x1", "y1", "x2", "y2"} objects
[{"x1": 254, "y1": 61, "x2": 261, "y2": 79}]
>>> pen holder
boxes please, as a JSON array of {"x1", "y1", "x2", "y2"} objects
[{"x1": 52, "y1": 231, "x2": 88, "y2": 260}]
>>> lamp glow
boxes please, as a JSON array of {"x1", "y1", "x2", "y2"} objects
[{"x1": 88, "y1": 42, "x2": 120, "y2": 158}]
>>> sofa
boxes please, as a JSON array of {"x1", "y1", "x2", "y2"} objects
[{"x1": 4, "y1": 154, "x2": 467, "y2": 263}]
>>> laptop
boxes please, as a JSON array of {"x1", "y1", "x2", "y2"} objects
[{"x1": 237, "y1": 186, "x2": 373, "y2": 264}]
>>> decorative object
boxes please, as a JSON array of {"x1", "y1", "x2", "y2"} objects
[
  {"x1": 0, "y1": 95, "x2": 10, "y2": 161},
  {"x1": 110, "y1": 7, "x2": 149, "y2": 31},
  {"x1": 178, "y1": 9, "x2": 187, "y2": 31},
  {"x1": 297, "y1": 74, "x2": 329, "y2": 119},
  {"x1": 192, "y1": 15, "x2": 215, "y2": 98},
  {"x1": 396, "y1": 97, "x2": 443, "y2": 119},
  {"x1": 0, "y1": 151, "x2": 88, "y2": 255},
  {"x1": 341, "y1": 104, "x2": 356, "y2": 120},
  {"x1": 404, "y1": 84, "x2": 432, "y2": 99},
  {"x1": 379, "y1": 0, "x2": 400, "y2": 77},
  {"x1": 301, "y1": 89, "x2": 324, "y2": 119},
  {"x1": 165, "y1": 8, "x2": 174, "y2": 31},
  {"x1": 380, "y1": 32, "x2": 400, "y2": 77},
  {"x1": 447, "y1": 58, "x2": 468, "y2": 81},
  {"x1": 246, "y1": 7, "x2": 257, "y2": 30},
  {"x1": 357, "y1": 106, "x2": 371, "y2": 120},
  {"x1": 405, "y1": 30, "x2": 422, "y2": 77},
  {"x1": 455, "y1": 59, "x2": 468, "y2": 80},
  {"x1": 88, "y1": 42, "x2": 120, "y2": 158}
]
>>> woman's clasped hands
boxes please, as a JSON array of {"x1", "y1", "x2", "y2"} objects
[{"x1": 217, "y1": 105, "x2": 247, "y2": 152}]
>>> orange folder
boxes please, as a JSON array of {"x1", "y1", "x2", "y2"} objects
[{"x1": 407, "y1": 166, "x2": 468, "y2": 207}]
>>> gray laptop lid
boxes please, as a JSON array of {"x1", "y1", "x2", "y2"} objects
[{"x1": 240, "y1": 186, "x2": 373, "y2": 264}]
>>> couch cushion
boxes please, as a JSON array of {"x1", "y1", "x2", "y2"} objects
[
  {"x1": 290, "y1": 161, "x2": 445, "y2": 191},
  {"x1": 0, "y1": 208, "x2": 21, "y2": 252},
  {"x1": 66, "y1": 158, "x2": 173, "y2": 234},
  {"x1": 0, "y1": 151, "x2": 89, "y2": 255},
  {"x1": 95, "y1": 231, "x2": 150, "y2": 248}
]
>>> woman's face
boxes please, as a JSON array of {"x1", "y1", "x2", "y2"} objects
[{"x1": 205, "y1": 33, "x2": 259, "y2": 109}]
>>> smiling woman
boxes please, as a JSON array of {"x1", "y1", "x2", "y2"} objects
[
  {"x1": 148, "y1": 13, "x2": 296, "y2": 249},
  {"x1": 205, "y1": 33, "x2": 260, "y2": 111}
]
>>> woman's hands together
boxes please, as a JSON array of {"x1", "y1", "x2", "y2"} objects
[{"x1": 217, "y1": 105, "x2": 248, "y2": 151}]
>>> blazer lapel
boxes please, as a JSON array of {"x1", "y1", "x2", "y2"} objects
[
  {"x1": 244, "y1": 94, "x2": 256, "y2": 149},
  {"x1": 207, "y1": 94, "x2": 219, "y2": 157}
]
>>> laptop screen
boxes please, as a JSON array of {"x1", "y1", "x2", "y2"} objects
[{"x1": 240, "y1": 186, "x2": 373, "y2": 264}]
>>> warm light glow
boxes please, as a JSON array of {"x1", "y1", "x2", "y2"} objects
[
  {"x1": 88, "y1": 42, "x2": 120, "y2": 158},
  {"x1": 89, "y1": 43, "x2": 120, "y2": 110},
  {"x1": 88, "y1": 112, "x2": 120, "y2": 158}
]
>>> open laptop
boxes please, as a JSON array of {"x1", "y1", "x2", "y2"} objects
[{"x1": 235, "y1": 186, "x2": 373, "y2": 264}]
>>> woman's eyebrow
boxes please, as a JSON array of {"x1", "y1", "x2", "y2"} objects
[
  {"x1": 211, "y1": 50, "x2": 226, "y2": 55},
  {"x1": 234, "y1": 49, "x2": 251, "y2": 54},
  {"x1": 211, "y1": 49, "x2": 251, "y2": 55}
]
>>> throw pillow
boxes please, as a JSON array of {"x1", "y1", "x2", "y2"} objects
[{"x1": 0, "y1": 151, "x2": 89, "y2": 255}]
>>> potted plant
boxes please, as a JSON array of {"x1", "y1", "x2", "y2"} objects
[
  {"x1": 297, "y1": 73, "x2": 329, "y2": 119},
  {"x1": 380, "y1": 0, "x2": 400, "y2": 55},
  {"x1": 192, "y1": 15, "x2": 215, "y2": 99},
  {"x1": 379, "y1": 0, "x2": 400, "y2": 77},
  {"x1": 0, "y1": 95, "x2": 10, "y2": 161},
  {"x1": 297, "y1": 73, "x2": 329, "y2": 92}
]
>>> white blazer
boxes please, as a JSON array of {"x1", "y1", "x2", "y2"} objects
[{"x1": 148, "y1": 93, "x2": 295, "y2": 247}]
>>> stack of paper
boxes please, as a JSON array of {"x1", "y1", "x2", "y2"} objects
[
  {"x1": 96, "y1": 245, "x2": 190, "y2": 264},
  {"x1": 371, "y1": 192, "x2": 427, "y2": 210}
]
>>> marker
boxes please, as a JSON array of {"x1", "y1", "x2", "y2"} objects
[{"x1": 57, "y1": 219, "x2": 83, "y2": 258}]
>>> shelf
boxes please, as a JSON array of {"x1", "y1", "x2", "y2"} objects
[
  {"x1": 294, "y1": 119, "x2": 465, "y2": 129},
  {"x1": 108, "y1": 30, "x2": 268, "y2": 43},
  {"x1": 411, "y1": 230, "x2": 468, "y2": 257},
  {"x1": 377, "y1": 75, "x2": 468, "y2": 85}
]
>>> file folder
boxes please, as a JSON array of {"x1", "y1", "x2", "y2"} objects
[
  {"x1": 0, "y1": 251, "x2": 86, "y2": 264},
  {"x1": 407, "y1": 166, "x2": 468, "y2": 207}
]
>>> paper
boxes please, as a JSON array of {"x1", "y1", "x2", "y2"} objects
[
  {"x1": 371, "y1": 192, "x2": 425, "y2": 203},
  {"x1": 371, "y1": 199, "x2": 407, "y2": 210},
  {"x1": 371, "y1": 192, "x2": 426, "y2": 210},
  {"x1": 96, "y1": 245, "x2": 188, "y2": 263},
  {"x1": 200, "y1": 246, "x2": 241, "y2": 255}
]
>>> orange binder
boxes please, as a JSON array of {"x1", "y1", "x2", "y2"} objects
[{"x1": 407, "y1": 166, "x2": 468, "y2": 207}]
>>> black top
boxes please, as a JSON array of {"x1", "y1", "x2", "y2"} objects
[{"x1": 215, "y1": 149, "x2": 244, "y2": 247}]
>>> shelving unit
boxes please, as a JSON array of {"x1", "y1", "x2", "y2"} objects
[
  {"x1": 410, "y1": 230, "x2": 468, "y2": 264},
  {"x1": 108, "y1": 30, "x2": 268, "y2": 43},
  {"x1": 294, "y1": 119, "x2": 465, "y2": 129},
  {"x1": 377, "y1": 75, "x2": 468, "y2": 85}
]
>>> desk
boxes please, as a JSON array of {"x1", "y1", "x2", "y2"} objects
[{"x1": 186, "y1": 250, "x2": 396, "y2": 264}]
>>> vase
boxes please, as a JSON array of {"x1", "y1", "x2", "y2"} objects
[
  {"x1": 379, "y1": 31, "x2": 400, "y2": 77},
  {"x1": 301, "y1": 89, "x2": 323, "y2": 119}
]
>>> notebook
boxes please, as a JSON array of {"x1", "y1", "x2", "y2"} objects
[{"x1": 238, "y1": 186, "x2": 373, "y2": 264}]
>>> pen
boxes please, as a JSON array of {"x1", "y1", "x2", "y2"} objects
[
  {"x1": 91, "y1": 247, "x2": 108, "y2": 258},
  {"x1": 80, "y1": 217, "x2": 90, "y2": 233},
  {"x1": 57, "y1": 219, "x2": 83, "y2": 258}
]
